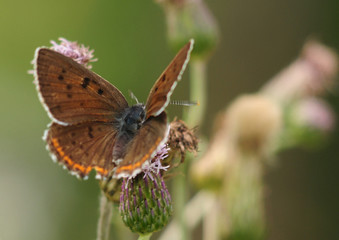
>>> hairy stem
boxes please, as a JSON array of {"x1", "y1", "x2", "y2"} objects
[{"x1": 96, "y1": 192, "x2": 113, "y2": 240}]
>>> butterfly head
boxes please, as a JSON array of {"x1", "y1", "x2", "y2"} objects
[{"x1": 118, "y1": 104, "x2": 146, "y2": 134}]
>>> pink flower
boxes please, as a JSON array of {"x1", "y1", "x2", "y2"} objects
[
  {"x1": 262, "y1": 40, "x2": 338, "y2": 102},
  {"x1": 294, "y1": 97, "x2": 335, "y2": 132},
  {"x1": 142, "y1": 144, "x2": 170, "y2": 181},
  {"x1": 50, "y1": 37, "x2": 97, "y2": 69}
]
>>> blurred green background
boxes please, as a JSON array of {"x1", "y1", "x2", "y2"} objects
[{"x1": 0, "y1": 0, "x2": 338, "y2": 239}]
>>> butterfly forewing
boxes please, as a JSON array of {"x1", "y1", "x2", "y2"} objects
[
  {"x1": 45, "y1": 122, "x2": 118, "y2": 179},
  {"x1": 114, "y1": 112, "x2": 168, "y2": 178},
  {"x1": 145, "y1": 39, "x2": 194, "y2": 119},
  {"x1": 35, "y1": 48, "x2": 128, "y2": 125}
]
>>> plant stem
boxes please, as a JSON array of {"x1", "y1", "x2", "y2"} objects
[
  {"x1": 96, "y1": 191, "x2": 113, "y2": 240},
  {"x1": 138, "y1": 233, "x2": 153, "y2": 240},
  {"x1": 172, "y1": 59, "x2": 207, "y2": 240},
  {"x1": 223, "y1": 156, "x2": 265, "y2": 240},
  {"x1": 185, "y1": 58, "x2": 207, "y2": 127},
  {"x1": 173, "y1": 170, "x2": 189, "y2": 240},
  {"x1": 159, "y1": 191, "x2": 215, "y2": 240}
]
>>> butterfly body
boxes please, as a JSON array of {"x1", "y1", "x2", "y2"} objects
[
  {"x1": 112, "y1": 104, "x2": 146, "y2": 161},
  {"x1": 115, "y1": 104, "x2": 146, "y2": 135},
  {"x1": 34, "y1": 39, "x2": 194, "y2": 179}
]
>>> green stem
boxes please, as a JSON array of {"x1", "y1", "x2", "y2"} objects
[
  {"x1": 96, "y1": 192, "x2": 113, "y2": 240},
  {"x1": 223, "y1": 156, "x2": 265, "y2": 240},
  {"x1": 185, "y1": 58, "x2": 207, "y2": 127},
  {"x1": 138, "y1": 233, "x2": 153, "y2": 240},
  {"x1": 173, "y1": 169, "x2": 189, "y2": 240},
  {"x1": 172, "y1": 59, "x2": 207, "y2": 240}
]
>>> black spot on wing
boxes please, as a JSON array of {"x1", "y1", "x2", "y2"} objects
[
  {"x1": 162, "y1": 74, "x2": 166, "y2": 82},
  {"x1": 88, "y1": 126, "x2": 94, "y2": 138},
  {"x1": 98, "y1": 88, "x2": 104, "y2": 95},
  {"x1": 81, "y1": 77, "x2": 90, "y2": 88},
  {"x1": 58, "y1": 75, "x2": 64, "y2": 81}
]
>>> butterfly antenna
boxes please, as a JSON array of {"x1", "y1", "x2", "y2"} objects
[
  {"x1": 129, "y1": 90, "x2": 140, "y2": 104},
  {"x1": 170, "y1": 100, "x2": 199, "y2": 107}
]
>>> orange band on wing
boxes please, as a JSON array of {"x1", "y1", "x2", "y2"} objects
[
  {"x1": 51, "y1": 138, "x2": 108, "y2": 176},
  {"x1": 115, "y1": 137, "x2": 162, "y2": 174}
]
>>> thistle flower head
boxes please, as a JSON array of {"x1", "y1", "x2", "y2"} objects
[
  {"x1": 119, "y1": 172, "x2": 173, "y2": 235},
  {"x1": 103, "y1": 121, "x2": 198, "y2": 234},
  {"x1": 50, "y1": 37, "x2": 97, "y2": 69}
]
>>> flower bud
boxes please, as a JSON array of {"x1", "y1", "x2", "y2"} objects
[
  {"x1": 261, "y1": 40, "x2": 338, "y2": 102},
  {"x1": 119, "y1": 173, "x2": 173, "y2": 235},
  {"x1": 226, "y1": 94, "x2": 282, "y2": 157},
  {"x1": 282, "y1": 97, "x2": 335, "y2": 148},
  {"x1": 157, "y1": 0, "x2": 219, "y2": 59},
  {"x1": 99, "y1": 176, "x2": 122, "y2": 203}
]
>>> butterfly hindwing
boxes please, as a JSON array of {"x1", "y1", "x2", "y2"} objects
[
  {"x1": 145, "y1": 39, "x2": 194, "y2": 119},
  {"x1": 45, "y1": 122, "x2": 118, "y2": 179},
  {"x1": 34, "y1": 48, "x2": 128, "y2": 125},
  {"x1": 114, "y1": 112, "x2": 168, "y2": 178}
]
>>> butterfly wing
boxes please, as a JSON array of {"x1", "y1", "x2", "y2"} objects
[
  {"x1": 114, "y1": 112, "x2": 168, "y2": 179},
  {"x1": 145, "y1": 39, "x2": 194, "y2": 119},
  {"x1": 34, "y1": 48, "x2": 128, "y2": 125},
  {"x1": 45, "y1": 122, "x2": 118, "y2": 179}
]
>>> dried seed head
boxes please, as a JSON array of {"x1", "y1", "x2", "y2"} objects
[{"x1": 168, "y1": 119, "x2": 199, "y2": 163}]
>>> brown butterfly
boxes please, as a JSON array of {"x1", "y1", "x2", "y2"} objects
[{"x1": 34, "y1": 39, "x2": 194, "y2": 179}]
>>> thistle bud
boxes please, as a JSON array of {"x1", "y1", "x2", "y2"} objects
[
  {"x1": 99, "y1": 176, "x2": 122, "y2": 203},
  {"x1": 157, "y1": 0, "x2": 219, "y2": 59},
  {"x1": 119, "y1": 173, "x2": 173, "y2": 235},
  {"x1": 281, "y1": 97, "x2": 335, "y2": 148}
]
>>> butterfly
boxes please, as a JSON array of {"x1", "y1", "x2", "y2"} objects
[{"x1": 33, "y1": 39, "x2": 194, "y2": 179}]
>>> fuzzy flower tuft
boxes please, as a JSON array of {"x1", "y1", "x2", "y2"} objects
[
  {"x1": 50, "y1": 37, "x2": 97, "y2": 69},
  {"x1": 142, "y1": 144, "x2": 170, "y2": 181}
]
